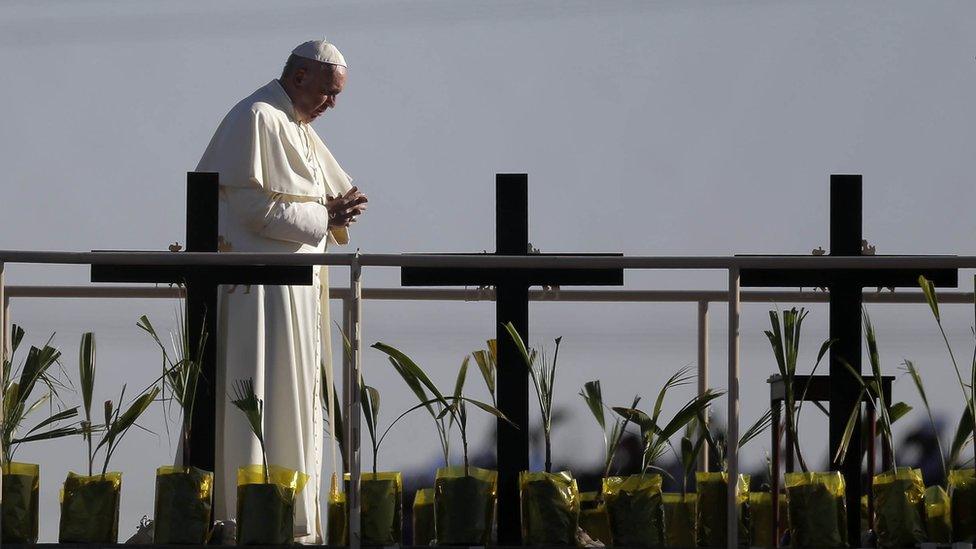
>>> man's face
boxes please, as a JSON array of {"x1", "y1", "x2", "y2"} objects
[{"x1": 291, "y1": 64, "x2": 347, "y2": 123}]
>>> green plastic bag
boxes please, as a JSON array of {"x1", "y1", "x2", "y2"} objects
[
  {"x1": 2, "y1": 462, "x2": 39, "y2": 543},
  {"x1": 603, "y1": 474, "x2": 664, "y2": 547},
  {"x1": 579, "y1": 491, "x2": 612, "y2": 545},
  {"x1": 58, "y1": 471, "x2": 122, "y2": 543},
  {"x1": 949, "y1": 468, "x2": 976, "y2": 542},
  {"x1": 152, "y1": 466, "x2": 213, "y2": 544},
  {"x1": 662, "y1": 492, "x2": 697, "y2": 548},
  {"x1": 872, "y1": 468, "x2": 926, "y2": 548},
  {"x1": 235, "y1": 464, "x2": 308, "y2": 545},
  {"x1": 695, "y1": 471, "x2": 750, "y2": 547},
  {"x1": 924, "y1": 485, "x2": 952, "y2": 544},
  {"x1": 434, "y1": 466, "x2": 497, "y2": 545},
  {"x1": 413, "y1": 488, "x2": 435, "y2": 546},
  {"x1": 326, "y1": 475, "x2": 348, "y2": 546},
  {"x1": 520, "y1": 470, "x2": 579, "y2": 545},
  {"x1": 785, "y1": 471, "x2": 847, "y2": 548},
  {"x1": 749, "y1": 491, "x2": 787, "y2": 548},
  {"x1": 345, "y1": 471, "x2": 403, "y2": 545}
]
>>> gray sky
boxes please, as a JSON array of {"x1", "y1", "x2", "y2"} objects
[{"x1": 2, "y1": 0, "x2": 976, "y2": 541}]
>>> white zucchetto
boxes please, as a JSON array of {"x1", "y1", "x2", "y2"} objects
[{"x1": 291, "y1": 39, "x2": 346, "y2": 68}]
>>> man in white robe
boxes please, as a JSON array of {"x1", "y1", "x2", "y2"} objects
[{"x1": 195, "y1": 39, "x2": 367, "y2": 543}]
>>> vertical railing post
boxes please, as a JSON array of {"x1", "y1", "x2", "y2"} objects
[
  {"x1": 1, "y1": 260, "x2": 5, "y2": 493},
  {"x1": 727, "y1": 267, "x2": 741, "y2": 549},
  {"x1": 344, "y1": 256, "x2": 363, "y2": 548},
  {"x1": 697, "y1": 300, "x2": 709, "y2": 472}
]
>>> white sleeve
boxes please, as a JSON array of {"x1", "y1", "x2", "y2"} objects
[{"x1": 227, "y1": 187, "x2": 330, "y2": 246}]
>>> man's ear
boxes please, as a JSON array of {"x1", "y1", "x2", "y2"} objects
[{"x1": 292, "y1": 67, "x2": 308, "y2": 87}]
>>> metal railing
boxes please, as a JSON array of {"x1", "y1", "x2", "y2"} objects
[{"x1": 2, "y1": 250, "x2": 974, "y2": 549}]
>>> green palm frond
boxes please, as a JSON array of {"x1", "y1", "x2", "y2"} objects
[{"x1": 231, "y1": 378, "x2": 268, "y2": 482}]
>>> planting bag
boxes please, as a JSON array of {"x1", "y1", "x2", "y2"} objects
[
  {"x1": 151, "y1": 466, "x2": 213, "y2": 544},
  {"x1": 235, "y1": 464, "x2": 308, "y2": 545},
  {"x1": 603, "y1": 474, "x2": 664, "y2": 547},
  {"x1": 749, "y1": 491, "x2": 787, "y2": 548},
  {"x1": 579, "y1": 490, "x2": 612, "y2": 545},
  {"x1": 695, "y1": 471, "x2": 750, "y2": 547},
  {"x1": 662, "y1": 492, "x2": 697, "y2": 548},
  {"x1": 519, "y1": 470, "x2": 579, "y2": 545},
  {"x1": 326, "y1": 479, "x2": 348, "y2": 546},
  {"x1": 343, "y1": 471, "x2": 403, "y2": 545},
  {"x1": 924, "y1": 485, "x2": 952, "y2": 543},
  {"x1": 949, "y1": 468, "x2": 976, "y2": 542},
  {"x1": 872, "y1": 468, "x2": 926, "y2": 548},
  {"x1": 784, "y1": 471, "x2": 847, "y2": 548},
  {"x1": 1, "y1": 462, "x2": 39, "y2": 543},
  {"x1": 434, "y1": 466, "x2": 497, "y2": 545},
  {"x1": 413, "y1": 488, "x2": 435, "y2": 546},
  {"x1": 58, "y1": 471, "x2": 122, "y2": 543}
]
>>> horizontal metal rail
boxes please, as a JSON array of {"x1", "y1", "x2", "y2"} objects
[
  {"x1": 2, "y1": 249, "x2": 976, "y2": 270},
  {"x1": 5, "y1": 285, "x2": 972, "y2": 305}
]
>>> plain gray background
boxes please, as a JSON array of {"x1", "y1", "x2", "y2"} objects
[{"x1": 2, "y1": 1, "x2": 976, "y2": 541}]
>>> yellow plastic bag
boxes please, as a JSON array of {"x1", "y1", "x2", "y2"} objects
[
  {"x1": 236, "y1": 464, "x2": 309, "y2": 545},
  {"x1": 519, "y1": 470, "x2": 579, "y2": 545},
  {"x1": 872, "y1": 468, "x2": 925, "y2": 548},
  {"x1": 695, "y1": 471, "x2": 750, "y2": 547},
  {"x1": 785, "y1": 471, "x2": 847, "y2": 548},
  {"x1": 603, "y1": 474, "x2": 664, "y2": 547},
  {"x1": 924, "y1": 485, "x2": 951, "y2": 543},
  {"x1": 326, "y1": 474, "x2": 348, "y2": 546},
  {"x1": 413, "y1": 488, "x2": 435, "y2": 546},
  {"x1": 662, "y1": 492, "x2": 696, "y2": 548},
  {"x1": 58, "y1": 471, "x2": 122, "y2": 543},
  {"x1": 949, "y1": 468, "x2": 976, "y2": 542},
  {"x1": 152, "y1": 465, "x2": 213, "y2": 544},
  {"x1": 2, "y1": 462, "x2": 40, "y2": 543},
  {"x1": 579, "y1": 490, "x2": 612, "y2": 545},
  {"x1": 344, "y1": 471, "x2": 403, "y2": 545},
  {"x1": 434, "y1": 466, "x2": 497, "y2": 545},
  {"x1": 749, "y1": 491, "x2": 787, "y2": 548}
]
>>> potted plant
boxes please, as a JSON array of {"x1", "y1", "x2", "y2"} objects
[
  {"x1": 749, "y1": 453, "x2": 789, "y2": 548},
  {"x1": 59, "y1": 332, "x2": 160, "y2": 543},
  {"x1": 902, "y1": 359, "x2": 962, "y2": 543},
  {"x1": 372, "y1": 341, "x2": 511, "y2": 546},
  {"x1": 579, "y1": 379, "x2": 639, "y2": 546},
  {"x1": 694, "y1": 409, "x2": 771, "y2": 547},
  {"x1": 764, "y1": 307, "x2": 848, "y2": 548},
  {"x1": 1, "y1": 325, "x2": 79, "y2": 543},
  {"x1": 609, "y1": 365, "x2": 722, "y2": 547},
  {"x1": 137, "y1": 310, "x2": 213, "y2": 544},
  {"x1": 347, "y1": 375, "x2": 405, "y2": 545},
  {"x1": 321, "y1": 369, "x2": 348, "y2": 546},
  {"x1": 230, "y1": 378, "x2": 309, "y2": 545},
  {"x1": 662, "y1": 417, "x2": 705, "y2": 548},
  {"x1": 504, "y1": 323, "x2": 580, "y2": 545},
  {"x1": 918, "y1": 275, "x2": 976, "y2": 542},
  {"x1": 834, "y1": 310, "x2": 921, "y2": 548}
]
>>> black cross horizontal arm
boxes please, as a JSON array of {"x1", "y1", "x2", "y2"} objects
[
  {"x1": 740, "y1": 260, "x2": 957, "y2": 288},
  {"x1": 400, "y1": 253, "x2": 624, "y2": 287},
  {"x1": 91, "y1": 264, "x2": 311, "y2": 286}
]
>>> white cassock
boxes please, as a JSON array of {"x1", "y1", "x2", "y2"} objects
[{"x1": 196, "y1": 79, "x2": 352, "y2": 543}]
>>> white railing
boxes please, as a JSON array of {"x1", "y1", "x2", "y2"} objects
[{"x1": 1, "y1": 250, "x2": 974, "y2": 549}]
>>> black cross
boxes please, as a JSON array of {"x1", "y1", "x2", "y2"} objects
[
  {"x1": 91, "y1": 172, "x2": 313, "y2": 473},
  {"x1": 741, "y1": 174, "x2": 957, "y2": 545},
  {"x1": 400, "y1": 173, "x2": 624, "y2": 544}
]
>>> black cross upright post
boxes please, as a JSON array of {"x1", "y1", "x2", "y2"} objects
[
  {"x1": 401, "y1": 173, "x2": 624, "y2": 544},
  {"x1": 91, "y1": 172, "x2": 313, "y2": 473},
  {"x1": 740, "y1": 174, "x2": 957, "y2": 544}
]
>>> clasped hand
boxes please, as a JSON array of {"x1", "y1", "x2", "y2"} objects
[{"x1": 326, "y1": 186, "x2": 368, "y2": 229}]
